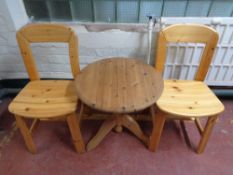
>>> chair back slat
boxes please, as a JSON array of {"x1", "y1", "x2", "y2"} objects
[{"x1": 155, "y1": 24, "x2": 219, "y2": 81}]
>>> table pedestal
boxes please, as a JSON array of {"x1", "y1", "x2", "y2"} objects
[
  {"x1": 86, "y1": 114, "x2": 149, "y2": 151},
  {"x1": 75, "y1": 58, "x2": 164, "y2": 151}
]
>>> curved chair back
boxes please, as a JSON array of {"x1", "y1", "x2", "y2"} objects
[
  {"x1": 155, "y1": 24, "x2": 219, "y2": 81},
  {"x1": 17, "y1": 24, "x2": 80, "y2": 80}
]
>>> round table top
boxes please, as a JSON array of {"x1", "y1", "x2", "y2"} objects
[{"x1": 75, "y1": 57, "x2": 164, "y2": 113}]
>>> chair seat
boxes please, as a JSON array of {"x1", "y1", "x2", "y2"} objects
[
  {"x1": 9, "y1": 80, "x2": 78, "y2": 119},
  {"x1": 156, "y1": 80, "x2": 224, "y2": 118}
]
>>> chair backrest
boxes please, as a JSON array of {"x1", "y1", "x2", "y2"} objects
[
  {"x1": 155, "y1": 24, "x2": 219, "y2": 81},
  {"x1": 16, "y1": 23, "x2": 80, "y2": 81}
]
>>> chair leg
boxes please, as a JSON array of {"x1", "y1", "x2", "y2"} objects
[
  {"x1": 66, "y1": 113, "x2": 85, "y2": 153},
  {"x1": 179, "y1": 120, "x2": 193, "y2": 149},
  {"x1": 14, "y1": 115, "x2": 36, "y2": 154},
  {"x1": 197, "y1": 115, "x2": 218, "y2": 154},
  {"x1": 29, "y1": 119, "x2": 40, "y2": 133},
  {"x1": 149, "y1": 106, "x2": 166, "y2": 152}
]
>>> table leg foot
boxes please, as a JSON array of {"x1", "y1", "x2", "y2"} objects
[
  {"x1": 122, "y1": 115, "x2": 149, "y2": 145},
  {"x1": 86, "y1": 117, "x2": 116, "y2": 151},
  {"x1": 87, "y1": 114, "x2": 149, "y2": 151}
]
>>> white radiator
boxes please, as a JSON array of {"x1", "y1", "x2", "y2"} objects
[{"x1": 161, "y1": 17, "x2": 233, "y2": 86}]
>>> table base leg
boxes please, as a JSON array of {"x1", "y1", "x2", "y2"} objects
[
  {"x1": 86, "y1": 115, "x2": 148, "y2": 151},
  {"x1": 86, "y1": 117, "x2": 116, "y2": 151}
]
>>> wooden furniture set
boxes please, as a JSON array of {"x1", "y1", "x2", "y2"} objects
[
  {"x1": 75, "y1": 58, "x2": 163, "y2": 151},
  {"x1": 8, "y1": 23, "x2": 224, "y2": 154}
]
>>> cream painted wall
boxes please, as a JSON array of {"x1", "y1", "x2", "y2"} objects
[
  {"x1": 0, "y1": 0, "x2": 152, "y2": 79},
  {"x1": 0, "y1": 0, "x2": 233, "y2": 86}
]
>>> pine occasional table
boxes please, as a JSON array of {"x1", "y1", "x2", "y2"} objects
[{"x1": 75, "y1": 57, "x2": 164, "y2": 151}]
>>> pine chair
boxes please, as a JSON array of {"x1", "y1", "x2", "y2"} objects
[
  {"x1": 149, "y1": 24, "x2": 224, "y2": 154},
  {"x1": 8, "y1": 24, "x2": 85, "y2": 154}
]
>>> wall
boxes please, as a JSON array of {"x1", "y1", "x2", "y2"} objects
[
  {"x1": 0, "y1": 0, "x2": 233, "y2": 86},
  {"x1": 0, "y1": 0, "x2": 28, "y2": 79},
  {"x1": 0, "y1": 0, "x2": 151, "y2": 80},
  {"x1": 162, "y1": 18, "x2": 233, "y2": 86}
]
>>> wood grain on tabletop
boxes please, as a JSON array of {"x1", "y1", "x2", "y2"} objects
[{"x1": 75, "y1": 58, "x2": 164, "y2": 114}]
